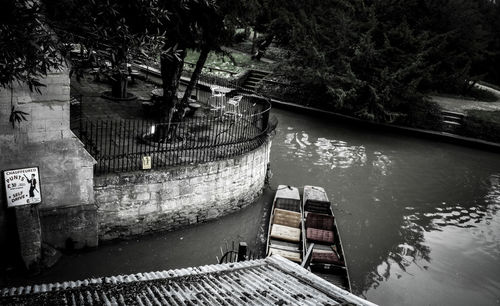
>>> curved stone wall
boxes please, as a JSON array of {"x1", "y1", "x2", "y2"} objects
[{"x1": 94, "y1": 139, "x2": 271, "y2": 240}]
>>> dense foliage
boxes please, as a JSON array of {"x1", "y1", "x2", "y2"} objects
[
  {"x1": 459, "y1": 110, "x2": 500, "y2": 143},
  {"x1": 2, "y1": 0, "x2": 499, "y2": 128},
  {"x1": 0, "y1": 0, "x2": 66, "y2": 92},
  {"x1": 43, "y1": 0, "x2": 167, "y2": 98},
  {"x1": 252, "y1": 0, "x2": 500, "y2": 122}
]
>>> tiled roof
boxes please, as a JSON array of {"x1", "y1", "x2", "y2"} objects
[{"x1": 1, "y1": 255, "x2": 376, "y2": 305}]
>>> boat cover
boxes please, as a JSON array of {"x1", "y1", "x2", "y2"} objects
[
  {"x1": 271, "y1": 224, "x2": 301, "y2": 242},
  {"x1": 312, "y1": 251, "x2": 342, "y2": 265},
  {"x1": 307, "y1": 228, "x2": 335, "y2": 244},
  {"x1": 306, "y1": 213, "x2": 334, "y2": 231}
]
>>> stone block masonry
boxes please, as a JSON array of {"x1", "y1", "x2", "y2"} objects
[
  {"x1": 95, "y1": 139, "x2": 272, "y2": 240},
  {"x1": 0, "y1": 68, "x2": 71, "y2": 144},
  {"x1": 0, "y1": 139, "x2": 97, "y2": 249},
  {"x1": 0, "y1": 67, "x2": 97, "y2": 268},
  {"x1": 14, "y1": 206, "x2": 42, "y2": 270},
  {"x1": 40, "y1": 204, "x2": 98, "y2": 250}
]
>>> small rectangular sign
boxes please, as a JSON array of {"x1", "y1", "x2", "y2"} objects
[
  {"x1": 3, "y1": 167, "x2": 42, "y2": 207},
  {"x1": 142, "y1": 156, "x2": 152, "y2": 170}
]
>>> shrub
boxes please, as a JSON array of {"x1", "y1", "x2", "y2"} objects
[
  {"x1": 459, "y1": 110, "x2": 500, "y2": 143},
  {"x1": 257, "y1": 81, "x2": 327, "y2": 107},
  {"x1": 233, "y1": 32, "x2": 248, "y2": 44},
  {"x1": 263, "y1": 46, "x2": 291, "y2": 62},
  {"x1": 395, "y1": 98, "x2": 443, "y2": 131}
]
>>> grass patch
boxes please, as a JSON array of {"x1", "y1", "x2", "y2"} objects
[{"x1": 184, "y1": 49, "x2": 272, "y2": 78}]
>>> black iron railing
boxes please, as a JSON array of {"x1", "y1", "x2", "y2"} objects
[
  {"x1": 76, "y1": 95, "x2": 271, "y2": 174},
  {"x1": 217, "y1": 241, "x2": 259, "y2": 264}
]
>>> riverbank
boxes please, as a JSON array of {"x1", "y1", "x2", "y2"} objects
[
  {"x1": 431, "y1": 83, "x2": 500, "y2": 113},
  {"x1": 255, "y1": 77, "x2": 500, "y2": 147},
  {"x1": 223, "y1": 41, "x2": 500, "y2": 147},
  {"x1": 268, "y1": 97, "x2": 500, "y2": 152}
]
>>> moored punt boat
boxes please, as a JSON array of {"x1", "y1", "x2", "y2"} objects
[
  {"x1": 301, "y1": 185, "x2": 352, "y2": 291},
  {"x1": 266, "y1": 185, "x2": 303, "y2": 263}
]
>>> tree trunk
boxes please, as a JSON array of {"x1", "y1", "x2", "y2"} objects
[
  {"x1": 160, "y1": 44, "x2": 187, "y2": 120},
  {"x1": 111, "y1": 72, "x2": 128, "y2": 99},
  {"x1": 181, "y1": 47, "x2": 210, "y2": 106},
  {"x1": 110, "y1": 47, "x2": 129, "y2": 99},
  {"x1": 252, "y1": 34, "x2": 274, "y2": 61},
  {"x1": 158, "y1": 43, "x2": 186, "y2": 141},
  {"x1": 251, "y1": 29, "x2": 257, "y2": 55}
]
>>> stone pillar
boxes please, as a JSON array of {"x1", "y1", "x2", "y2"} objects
[
  {"x1": 14, "y1": 205, "x2": 41, "y2": 271},
  {"x1": 0, "y1": 67, "x2": 97, "y2": 265}
]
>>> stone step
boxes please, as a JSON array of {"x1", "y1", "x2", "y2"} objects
[
  {"x1": 251, "y1": 70, "x2": 269, "y2": 75},
  {"x1": 242, "y1": 85, "x2": 258, "y2": 92},
  {"x1": 247, "y1": 76, "x2": 264, "y2": 82},
  {"x1": 245, "y1": 80, "x2": 260, "y2": 85},
  {"x1": 249, "y1": 71, "x2": 270, "y2": 78},
  {"x1": 242, "y1": 70, "x2": 271, "y2": 92},
  {"x1": 442, "y1": 115, "x2": 463, "y2": 123},
  {"x1": 441, "y1": 110, "x2": 465, "y2": 118},
  {"x1": 443, "y1": 120, "x2": 461, "y2": 126},
  {"x1": 243, "y1": 79, "x2": 260, "y2": 85}
]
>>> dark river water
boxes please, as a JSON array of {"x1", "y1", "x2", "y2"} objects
[{"x1": 4, "y1": 108, "x2": 500, "y2": 305}]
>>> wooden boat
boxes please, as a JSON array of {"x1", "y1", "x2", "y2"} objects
[
  {"x1": 266, "y1": 185, "x2": 303, "y2": 263},
  {"x1": 301, "y1": 185, "x2": 352, "y2": 291}
]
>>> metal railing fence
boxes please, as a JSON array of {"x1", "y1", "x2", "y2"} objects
[{"x1": 76, "y1": 95, "x2": 271, "y2": 174}]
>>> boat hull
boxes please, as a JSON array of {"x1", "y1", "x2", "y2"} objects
[
  {"x1": 266, "y1": 185, "x2": 303, "y2": 263},
  {"x1": 302, "y1": 185, "x2": 352, "y2": 292}
]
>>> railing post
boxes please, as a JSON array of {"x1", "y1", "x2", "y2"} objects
[
  {"x1": 237, "y1": 242, "x2": 247, "y2": 262},
  {"x1": 263, "y1": 100, "x2": 270, "y2": 131},
  {"x1": 79, "y1": 95, "x2": 83, "y2": 138}
]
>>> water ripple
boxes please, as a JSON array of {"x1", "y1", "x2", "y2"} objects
[
  {"x1": 313, "y1": 137, "x2": 367, "y2": 169},
  {"x1": 280, "y1": 132, "x2": 397, "y2": 174}
]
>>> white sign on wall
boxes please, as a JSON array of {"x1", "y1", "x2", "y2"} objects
[
  {"x1": 3, "y1": 167, "x2": 42, "y2": 207},
  {"x1": 142, "y1": 156, "x2": 151, "y2": 170}
]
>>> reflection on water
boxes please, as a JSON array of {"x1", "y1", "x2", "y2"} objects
[
  {"x1": 314, "y1": 137, "x2": 367, "y2": 169},
  {"x1": 366, "y1": 196, "x2": 500, "y2": 293},
  {"x1": 270, "y1": 109, "x2": 500, "y2": 306},
  {"x1": 372, "y1": 152, "x2": 392, "y2": 177},
  {"x1": 364, "y1": 185, "x2": 500, "y2": 305},
  {"x1": 286, "y1": 129, "x2": 393, "y2": 175},
  {"x1": 283, "y1": 129, "x2": 388, "y2": 170}
]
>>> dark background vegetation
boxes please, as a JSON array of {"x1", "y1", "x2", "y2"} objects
[{"x1": 1, "y1": 0, "x2": 499, "y2": 139}]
